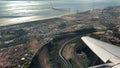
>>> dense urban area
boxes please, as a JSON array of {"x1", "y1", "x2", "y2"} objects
[{"x1": 0, "y1": 6, "x2": 120, "y2": 68}]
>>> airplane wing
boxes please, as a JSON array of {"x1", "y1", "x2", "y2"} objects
[{"x1": 81, "y1": 36, "x2": 120, "y2": 65}]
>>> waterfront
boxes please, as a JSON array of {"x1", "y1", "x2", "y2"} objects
[{"x1": 0, "y1": 0, "x2": 120, "y2": 26}]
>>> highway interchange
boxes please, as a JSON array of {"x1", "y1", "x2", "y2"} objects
[{"x1": 59, "y1": 36, "x2": 81, "y2": 68}]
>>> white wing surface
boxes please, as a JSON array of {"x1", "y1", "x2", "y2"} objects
[{"x1": 81, "y1": 36, "x2": 120, "y2": 64}]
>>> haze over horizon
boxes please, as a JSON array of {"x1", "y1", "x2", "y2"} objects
[{"x1": 0, "y1": 0, "x2": 117, "y2": 2}]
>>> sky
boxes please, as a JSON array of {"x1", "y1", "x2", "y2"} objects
[
  {"x1": 0, "y1": 0, "x2": 108, "y2": 1},
  {"x1": 0, "y1": 0, "x2": 119, "y2": 4},
  {"x1": 0, "y1": 0, "x2": 115, "y2": 2}
]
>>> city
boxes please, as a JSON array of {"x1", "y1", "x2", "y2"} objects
[{"x1": 0, "y1": 4, "x2": 120, "y2": 68}]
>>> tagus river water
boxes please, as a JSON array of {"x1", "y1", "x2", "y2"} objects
[{"x1": 0, "y1": 0, "x2": 120, "y2": 26}]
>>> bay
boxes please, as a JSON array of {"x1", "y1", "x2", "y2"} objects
[{"x1": 0, "y1": 0, "x2": 120, "y2": 26}]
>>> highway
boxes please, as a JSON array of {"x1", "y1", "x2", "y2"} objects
[{"x1": 59, "y1": 36, "x2": 80, "y2": 68}]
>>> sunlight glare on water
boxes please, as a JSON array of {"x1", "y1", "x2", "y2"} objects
[{"x1": 0, "y1": 0, "x2": 120, "y2": 26}]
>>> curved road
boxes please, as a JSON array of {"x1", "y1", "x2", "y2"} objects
[{"x1": 59, "y1": 36, "x2": 80, "y2": 68}]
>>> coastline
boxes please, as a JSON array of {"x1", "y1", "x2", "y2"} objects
[
  {"x1": 0, "y1": 5, "x2": 119, "y2": 27},
  {"x1": 0, "y1": 15, "x2": 64, "y2": 27},
  {"x1": 0, "y1": 9, "x2": 86, "y2": 27}
]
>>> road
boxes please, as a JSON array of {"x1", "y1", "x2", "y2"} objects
[{"x1": 59, "y1": 36, "x2": 80, "y2": 68}]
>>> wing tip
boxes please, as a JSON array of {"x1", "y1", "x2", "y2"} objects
[{"x1": 81, "y1": 36, "x2": 89, "y2": 40}]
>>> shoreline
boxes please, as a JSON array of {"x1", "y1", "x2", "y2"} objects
[
  {"x1": 0, "y1": 9, "x2": 93, "y2": 27},
  {"x1": 0, "y1": 15, "x2": 64, "y2": 27},
  {"x1": 0, "y1": 5, "x2": 115, "y2": 27},
  {"x1": 0, "y1": 9, "x2": 89, "y2": 27}
]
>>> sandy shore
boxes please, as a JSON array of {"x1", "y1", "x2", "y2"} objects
[{"x1": 0, "y1": 16, "x2": 61, "y2": 27}]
